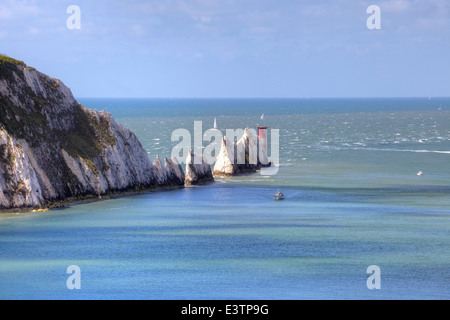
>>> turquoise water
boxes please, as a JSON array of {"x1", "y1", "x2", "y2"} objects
[{"x1": 0, "y1": 98, "x2": 449, "y2": 299}]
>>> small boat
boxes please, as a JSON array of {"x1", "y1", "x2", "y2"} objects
[
  {"x1": 417, "y1": 171, "x2": 423, "y2": 176},
  {"x1": 274, "y1": 191, "x2": 285, "y2": 200}
]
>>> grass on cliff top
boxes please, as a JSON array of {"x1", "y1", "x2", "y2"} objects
[
  {"x1": 0, "y1": 55, "x2": 26, "y2": 67},
  {"x1": 0, "y1": 54, "x2": 37, "y2": 71}
]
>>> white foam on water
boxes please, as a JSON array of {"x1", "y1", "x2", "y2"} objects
[{"x1": 355, "y1": 147, "x2": 450, "y2": 154}]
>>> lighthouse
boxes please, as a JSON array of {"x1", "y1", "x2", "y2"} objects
[
  {"x1": 256, "y1": 126, "x2": 271, "y2": 167},
  {"x1": 257, "y1": 126, "x2": 268, "y2": 152}
]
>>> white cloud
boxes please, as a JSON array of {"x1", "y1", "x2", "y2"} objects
[
  {"x1": 0, "y1": 0, "x2": 40, "y2": 19},
  {"x1": 194, "y1": 52, "x2": 204, "y2": 59},
  {"x1": 380, "y1": 0, "x2": 410, "y2": 13},
  {"x1": 27, "y1": 27, "x2": 39, "y2": 35},
  {"x1": 129, "y1": 24, "x2": 147, "y2": 37},
  {"x1": 300, "y1": 4, "x2": 329, "y2": 17},
  {"x1": 0, "y1": 6, "x2": 12, "y2": 19},
  {"x1": 433, "y1": 0, "x2": 450, "y2": 16},
  {"x1": 124, "y1": 1, "x2": 170, "y2": 15},
  {"x1": 194, "y1": 16, "x2": 212, "y2": 23}
]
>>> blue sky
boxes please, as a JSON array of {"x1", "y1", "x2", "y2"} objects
[{"x1": 1, "y1": 0, "x2": 449, "y2": 98}]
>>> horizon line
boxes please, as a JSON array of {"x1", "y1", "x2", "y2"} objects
[{"x1": 76, "y1": 96, "x2": 450, "y2": 100}]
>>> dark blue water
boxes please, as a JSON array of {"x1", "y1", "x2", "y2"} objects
[{"x1": 78, "y1": 97, "x2": 450, "y2": 118}]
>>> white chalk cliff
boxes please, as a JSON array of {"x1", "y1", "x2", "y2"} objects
[{"x1": 0, "y1": 55, "x2": 184, "y2": 211}]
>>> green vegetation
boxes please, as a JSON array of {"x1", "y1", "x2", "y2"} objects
[
  {"x1": 0, "y1": 61, "x2": 116, "y2": 162},
  {"x1": 60, "y1": 105, "x2": 116, "y2": 160},
  {"x1": 0, "y1": 55, "x2": 27, "y2": 84},
  {"x1": 42, "y1": 76, "x2": 60, "y2": 90},
  {"x1": 0, "y1": 56, "x2": 124, "y2": 206},
  {"x1": 0, "y1": 95, "x2": 49, "y2": 145},
  {"x1": 84, "y1": 159, "x2": 99, "y2": 176},
  {"x1": 8, "y1": 150, "x2": 15, "y2": 165},
  {"x1": 0, "y1": 55, "x2": 26, "y2": 67},
  {"x1": 87, "y1": 111, "x2": 117, "y2": 148}
]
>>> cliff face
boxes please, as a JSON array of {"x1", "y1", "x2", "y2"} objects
[
  {"x1": 184, "y1": 149, "x2": 214, "y2": 186},
  {"x1": 0, "y1": 55, "x2": 184, "y2": 211},
  {"x1": 213, "y1": 128, "x2": 271, "y2": 176}
]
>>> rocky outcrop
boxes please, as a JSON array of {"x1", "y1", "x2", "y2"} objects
[
  {"x1": 165, "y1": 157, "x2": 185, "y2": 186},
  {"x1": 0, "y1": 129, "x2": 43, "y2": 208},
  {"x1": 184, "y1": 149, "x2": 214, "y2": 186},
  {"x1": 213, "y1": 137, "x2": 236, "y2": 176},
  {"x1": 213, "y1": 128, "x2": 271, "y2": 176},
  {"x1": 152, "y1": 155, "x2": 185, "y2": 187},
  {"x1": 0, "y1": 55, "x2": 184, "y2": 211}
]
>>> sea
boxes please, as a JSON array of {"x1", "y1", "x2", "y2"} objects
[{"x1": 0, "y1": 98, "x2": 449, "y2": 300}]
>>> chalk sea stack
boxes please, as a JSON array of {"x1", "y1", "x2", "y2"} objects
[
  {"x1": 213, "y1": 128, "x2": 271, "y2": 176},
  {"x1": 0, "y1": 55, "x2": 184, "y2": 211},
  {"x1": 184, "y1": 149, "x2": 214, "y2": 186}
]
